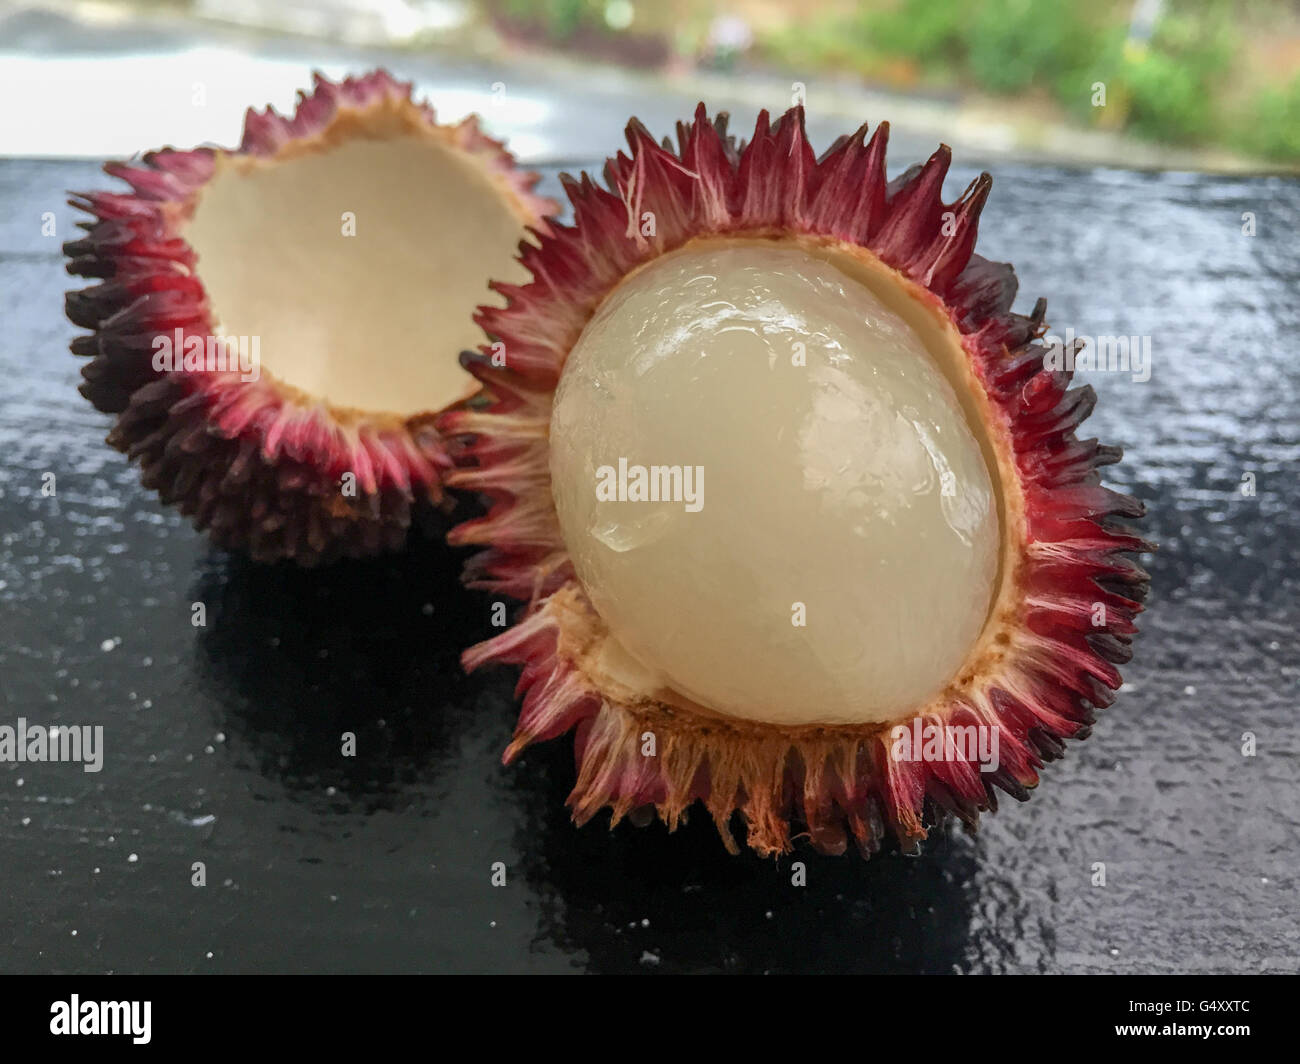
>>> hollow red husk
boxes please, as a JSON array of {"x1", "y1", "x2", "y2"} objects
[{"x1": 65, "y1": 70, "x2": 556, "y2": 565}]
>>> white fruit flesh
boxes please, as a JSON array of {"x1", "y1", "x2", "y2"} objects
[
  {"x1": 185, "y1": 135, "x2": 529, "y2": 417},
  {"x1": 549, "y1": 240, "x2": 999, "y2": 726}
]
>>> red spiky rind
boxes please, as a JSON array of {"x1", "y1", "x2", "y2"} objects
[
  {"x1": 63, "y1": 69, "x2": 559, "y2": 566},
  {"x1": 443, "y1": 105, "x2": 1151, "y2": 856}
]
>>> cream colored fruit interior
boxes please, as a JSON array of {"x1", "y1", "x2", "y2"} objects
[
  {"x1": 184, "y1": 134, "x2": 530, "y2": 417},
  {"x1": 549, "y1": 239, "x2": 1002, "y2": 727}
]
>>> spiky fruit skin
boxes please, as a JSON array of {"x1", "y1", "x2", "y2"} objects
[
  {"x1": 442, "y1": 105, "x2": 1152, "y2": 857},
  {"x1": 63, "y1": 70, "x2": 556, "y2": 566}
]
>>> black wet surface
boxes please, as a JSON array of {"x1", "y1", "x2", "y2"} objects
[{"x1": 1, "y1": 153, "x2": 1297, "y2": 974}]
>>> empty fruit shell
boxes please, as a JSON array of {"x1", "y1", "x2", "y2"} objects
[{"x1": 65, "y1": 70, "x2": 557, "y2": 565}]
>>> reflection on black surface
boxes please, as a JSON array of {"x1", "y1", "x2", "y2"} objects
[
  {"x1": 191, "y1": 513, "x2": 497, "y2": 812},
  {"x1": 512, "y1": 739, "x2": 979, "y2": 974},
  {"x1": 191, "y1": 520, "x2": 975, "y2": 971},
  {"x1": 8, "y1": 153, "x2": 1300, "y2": 972}
]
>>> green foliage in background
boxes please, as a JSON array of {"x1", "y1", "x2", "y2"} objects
[
  {"x1": 489, "y1": 0, "x2": 1300, "y2": 161},
  {"x1": 1236, "y1": 75, "x2": 1300, "y2": 160},
  {"x1": 1120, "y1": 48, "x2": 1212, "y2": 141},
  {"x1": 864, "y1": 0, "x2": 966, "y2": 70},
  {"x1": 1119, "y1": 9, "x2": 1234, "y2": 142},
  {"x1": 758, "y1": 0, "x2": 1297, "y2": 161},
  {"x1": 966, "y1": 0, "x2": 1098, "y2": 95},
  {"x1": 500, "y1": 0, "x2": 605, "y2": 40}
]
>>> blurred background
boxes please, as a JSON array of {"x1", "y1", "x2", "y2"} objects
[
  {"x1": 2, "y1": 1, "x2": 1299, "y2": 975},
  {"x1": 2, "y1": 0, "x2": 1298, "y2": 170}
]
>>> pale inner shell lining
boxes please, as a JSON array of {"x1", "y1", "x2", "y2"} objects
[{"x1": 184, "y1": 135, "x2": 529, "y2": 417}]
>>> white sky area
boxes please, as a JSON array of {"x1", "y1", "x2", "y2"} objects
[{"x1": 0, "y1": 47, "x2": 554, "y2": 159}]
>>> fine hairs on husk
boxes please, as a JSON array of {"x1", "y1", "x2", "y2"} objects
[{"x1": 442, "y1": 104, "x2": 1151, "y2": 858}]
